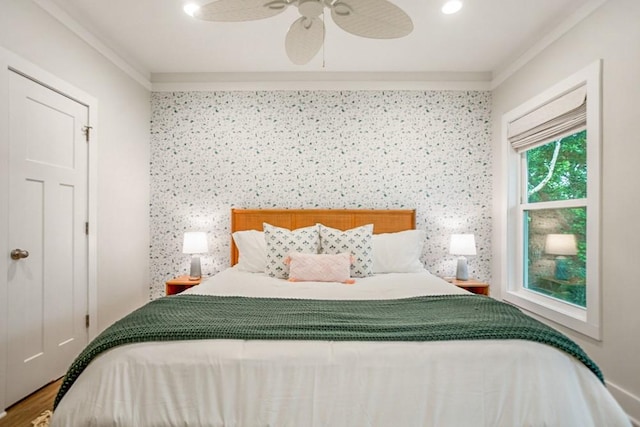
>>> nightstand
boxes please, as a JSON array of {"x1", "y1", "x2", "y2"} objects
[
  {"x1": 444, "y1": 277, "x2": 490, "y2": 296},
  {"x1": 165, "y1": 275, "x2": 203, "y2": 296}
]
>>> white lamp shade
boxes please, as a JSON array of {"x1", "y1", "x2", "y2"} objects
[
  {"x1": 545, "y1": 234, "x2": 577, "y2": 256},
  {"x1": 450, "y1": 234, "x2": 476, "y2": 256},
  {"x1": 183, "y1": 231, "x2": 208, "y2": 254}
]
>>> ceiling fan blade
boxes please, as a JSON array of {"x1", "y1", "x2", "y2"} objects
[
  {"x1": 330, "y1": 0, "x2": 413, "y2": 39},
  {"x1": 285, "y1": 16, "x2": 324, "y2": 65},
  {"x1": 194, "y1": 0, "x2": 290, "y2": 22}
]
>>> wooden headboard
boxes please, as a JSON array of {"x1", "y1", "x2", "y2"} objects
[{"x1": 230, "y1": 208, "x2": 416, "y2": 266}]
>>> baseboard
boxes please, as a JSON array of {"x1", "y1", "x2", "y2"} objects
[
  {"x1": 607, "y1": 380, "x2": 640, "y2": 426},
  {"x1": 0, "y1": 411, "x2": 6, "y2": 419}
]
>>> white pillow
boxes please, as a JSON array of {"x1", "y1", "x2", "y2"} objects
[
  {"x1": 372, "y1": 230, "x2": 426, "y2": 273},
  {"x1": 232, "y1": 230, "x2": 266, "y2": 272},
  {"x1": 264, "y1": 223, "x2": 320, "y2": 279},
  {"x1": 319, "y1": 224, "x2": 374, "y2": 278}
]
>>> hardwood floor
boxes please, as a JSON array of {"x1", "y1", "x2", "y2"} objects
[{"x1": 0, "y1": 379, "x2": 61, "y2": 427}]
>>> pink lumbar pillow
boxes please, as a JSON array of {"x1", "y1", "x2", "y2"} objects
[{"x1": 284, "y1": 252, "x2": 355, "y2": 284}]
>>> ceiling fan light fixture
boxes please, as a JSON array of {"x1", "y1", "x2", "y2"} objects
[
  {"x1": 441, "y1": 0, "x2": 463, "y2": 15},
  {"x1": 332, "y1": 2, "x2": 352, "y2": 17},
  {"x1": 183, "y1": 3, "x2": 201, "y2": 17},
  {"x1": 264, "y1": 0, "x2": 289, "y2": 10},
  {"x1": 192, "y1": 0, "x2": 412, "y2": 64},
  {"x1": 298, "y1": 0, "x2": 324, "y2": 17}
]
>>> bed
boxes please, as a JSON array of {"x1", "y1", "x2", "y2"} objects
[{"x1": 51, "y1": 209, "x2": 631, "y2": 426}]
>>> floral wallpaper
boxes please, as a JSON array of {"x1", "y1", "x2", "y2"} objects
[{"x1": 150, "y1": 90, "x2": 492, "y2": 299}]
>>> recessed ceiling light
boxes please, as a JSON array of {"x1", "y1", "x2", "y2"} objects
[
  {"x1": 183, "y1": 3, "x2": 200, "y2": 17},
  {"x1": 441, "y1": 0, "x2": 463, "y2": 15}
]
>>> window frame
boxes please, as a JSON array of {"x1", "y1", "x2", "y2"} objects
[{"x1": 501, "y1": 60, "x2": 602, "y2": 340}]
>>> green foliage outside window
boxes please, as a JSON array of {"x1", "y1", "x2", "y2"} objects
[{"x1": 527, "y1": 130, "x2": 587, "y2": 203}]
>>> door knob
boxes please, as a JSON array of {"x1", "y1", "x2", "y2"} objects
[{"x1": 10, "y1": 249, "x2": 29, "y2": 260}]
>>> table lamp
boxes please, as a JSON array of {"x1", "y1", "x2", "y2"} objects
[
  {"x1": 450, "y1": 234, "x2": 476, "y2": 281},
  {"x1": 545, "y1": 234, "x2": 577, "y2": 281},
  {"x1": 183, "y1": 231, "x2": 208, "y2": 280}
]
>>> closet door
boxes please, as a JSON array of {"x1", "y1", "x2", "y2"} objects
[{"x1": 6, "y1": 70, "x2": 89, "y2": 406}]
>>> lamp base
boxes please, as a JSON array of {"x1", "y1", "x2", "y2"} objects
[
  {"x1": 554, "y1": 256, "x2": 570, "y2": 281},
  {"x1": 455, "y1": 256, "x2": 469, "y2": 281},
  {"x1": 189, "y1": 256, "x2": 202, "y2": 281}
]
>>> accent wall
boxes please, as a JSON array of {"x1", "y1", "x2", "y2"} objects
[{"x1": 150, "y1": 90, "x2": 492, "y2": 298}]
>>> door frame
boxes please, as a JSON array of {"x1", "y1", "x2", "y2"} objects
[{"x1": 0, "y1": 47, "x2": 98, "y2": 415}]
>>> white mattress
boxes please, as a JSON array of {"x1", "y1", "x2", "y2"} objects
[{"x1": 52, "y1": 269, "x2": 631, "y2": 426}]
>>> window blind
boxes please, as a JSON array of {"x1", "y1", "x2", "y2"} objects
[{"x1": 508, "y1": 85, "x2": 586, "y2": 152}]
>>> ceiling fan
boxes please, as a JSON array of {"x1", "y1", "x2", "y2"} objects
[{"x1": 191, "y1": 0, "x2": 414, "y2": 65}]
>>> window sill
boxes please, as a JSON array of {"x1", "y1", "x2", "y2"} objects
[{"x1": 503, "y1": 287, "x2": 600, "y2": 340}]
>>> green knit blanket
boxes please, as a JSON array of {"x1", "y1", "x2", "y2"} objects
[{"x1": 54, "y1": 294, "x2": 602, "y2": 409}]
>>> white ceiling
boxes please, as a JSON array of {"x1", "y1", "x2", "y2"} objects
[{"x1": 44, "y1": 0, "x2": 596, "y2": 82}]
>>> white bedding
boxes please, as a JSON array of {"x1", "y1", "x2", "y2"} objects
[
  {"x1": 52, "y1": 269, "x2": 631, "y2": 427},
  {"x1": 185, "y1": 267, "x2": 470, "y2": 299}
]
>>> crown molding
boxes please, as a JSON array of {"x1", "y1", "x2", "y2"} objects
[
  {"x1": 33, "y1": 0, "x2": 152, "y2": 90},
  {"x1": 490, "y1": 0, "x2": 609, "y2": 90},
  {"x1": 151, "y1": 81, "x2": 491, "y2": 92},
  {"x1": 151, "y1": 72, "x2": 492, "y2": 91}
]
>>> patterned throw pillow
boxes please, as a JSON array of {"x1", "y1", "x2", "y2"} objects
[
  {"x1": 319, "y1": 224, "x2": 374, "y2": 278},
  {"x1": 263, "y1": 223, "x2": 320, "y2": 279},
  {"x1": 285, "y1": 252, "x2": 355, "y2": 284}
]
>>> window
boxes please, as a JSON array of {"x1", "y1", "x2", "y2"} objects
[
  {"x1": 524, "y1": 133, "x2": 587, "y2": 307},
  {"x1": 502, "y1": 61, "x2": 601, "y2": 339}
]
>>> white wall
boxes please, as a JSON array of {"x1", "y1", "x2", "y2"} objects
[
  {"x1": 0, "y1": 0, "x2": 150, "y2": 413},
  {"x1": 491, "y1": 0, "x2": 640, "y2": 422}
]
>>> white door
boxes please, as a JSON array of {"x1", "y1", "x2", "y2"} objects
[{"x1": 6, "y1": 70, "x2": 89, "y2": 406}]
